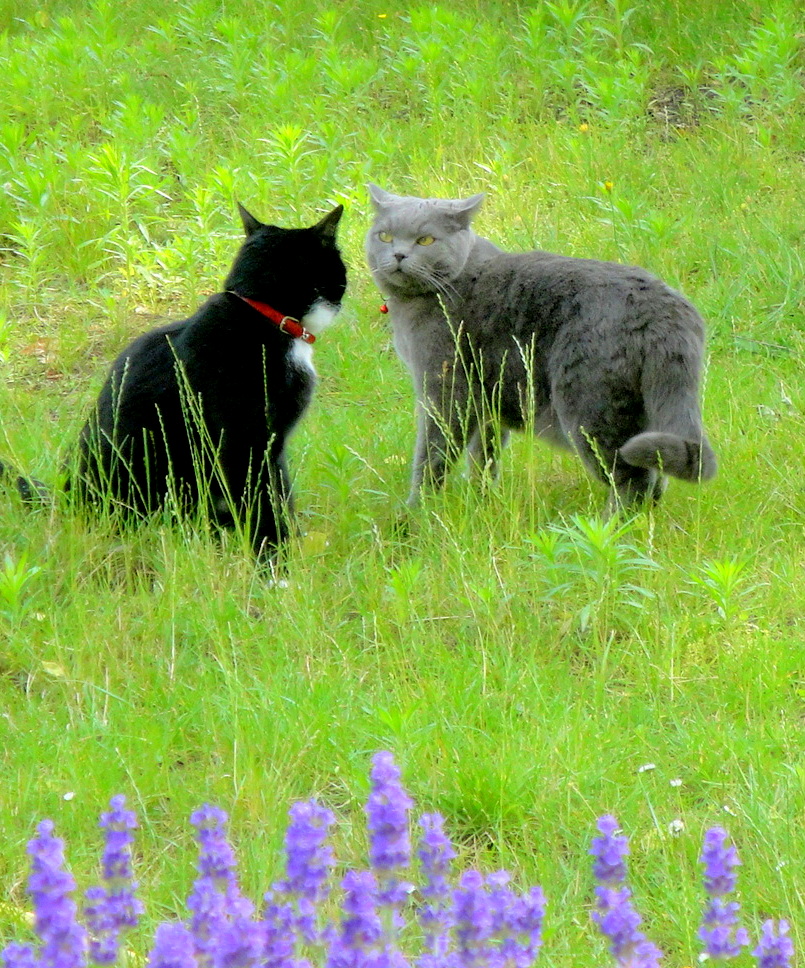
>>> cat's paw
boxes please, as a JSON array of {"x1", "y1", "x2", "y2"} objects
[{"x1": 390, "y1": 510, "x2": 413, "y2": 541}]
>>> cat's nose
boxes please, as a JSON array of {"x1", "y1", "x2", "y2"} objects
[{"x1": 394, "y1": 252, "x2": 406, "y2": 263}]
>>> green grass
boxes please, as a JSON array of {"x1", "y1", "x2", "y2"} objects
[{"x1": 1, "y1": 0, "x2": 804, "y2": 962}]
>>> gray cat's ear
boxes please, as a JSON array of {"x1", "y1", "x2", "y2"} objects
[
  {"x1": 313, "y1": 204, "x2": 344, "y2": 242},
  {"x1": 448, "y1": 193, "x2": 485, "y2": 227},
  {"x1": 368, "y1": 183, "x2": 397, "y2": 211},
  {"x1": 237, "y1": 202, "x2": 264, "y2": 237}
]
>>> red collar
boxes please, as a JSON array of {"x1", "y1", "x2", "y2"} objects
[{"x1": 227, "y1": 291, "x2": 315, "y2": 344}]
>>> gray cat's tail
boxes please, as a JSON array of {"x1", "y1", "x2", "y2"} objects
[
  {"x1": 619, "y1": 325, "x2": 717, "y2": 483},
  {"x1": 619, "y1": 431, "x2": 717, "y2": 482},
  {"x1": 0, "y1": 459, "x2": 51, "y2": 505}
]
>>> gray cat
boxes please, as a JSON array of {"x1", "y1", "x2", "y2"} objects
[{"x1": 366, "y1": 184, "x2": 716, "y2": 510}]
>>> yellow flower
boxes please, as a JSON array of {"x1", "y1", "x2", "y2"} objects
[
  {"x1": 377, "y1": 12, "x2": 388, "y2": 17},
  {"x1": 603, "y1": 180, "x2": 614, "y2": 192},
  {"x1": 579, "y1": 123, "x2": 589, "y2": 132}
]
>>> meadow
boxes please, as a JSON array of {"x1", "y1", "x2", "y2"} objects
[{"x1": 1, "y1": 0, "x2": 804, "y2": 962}]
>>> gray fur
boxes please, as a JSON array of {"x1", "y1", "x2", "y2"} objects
[{"x1": 366, "y1": 184, "x2": 716, "y2": 509}]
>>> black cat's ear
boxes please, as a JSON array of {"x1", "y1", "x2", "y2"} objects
[
  {"x1": 237, "y1": 202, "x2": 264, "y2": 237},
  {"x1": 368, "y1": 183, "x2": 397, "y2": 211},
  {"x1": 313, "y1": 204, "x2": 344, "y2": 243},
  {"x1": 447, "y1": 193, "x2": 485, "y2": 228}
]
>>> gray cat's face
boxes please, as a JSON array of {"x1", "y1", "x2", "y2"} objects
[{"x1": 365, "y1": 184, "x2": 484, "y2": 298}]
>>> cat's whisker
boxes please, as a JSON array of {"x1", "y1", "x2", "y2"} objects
[
  {"x1": 434, "y1": 275, "x2": 460, "y2": 300},
  {"x1": 408, "y1": 264, "x2": 458, "y2": 302},
  {"x1": 421, "y1": 269, "x2": 457, "y2": 300}
]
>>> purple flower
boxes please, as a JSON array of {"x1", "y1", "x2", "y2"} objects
[
  {"x1": 11, "y1": 769, "x2": 800, "y2": 968},
  {"x1": 277, "y1": 800, "x2": 335, "y2": 902},
  {"x1": 590, "y1": 815, "x2": 629, "y2": 887},
  {"x1": 449, "y1": 870, "x2": 546, "y2": 968},
  {"x1": 701, "y1": 828, "x2": 741, "y2": 897},
  {"x1": 1, "y1": 946, "x2": 39, "y2": 968},
  {"x1": 212, "y1": 918, "x2": 266, "y2": 968},
  {"x1": 698, "y1": 828, "x2": 748, "y2": 960},
  {"x1": 366, "y1": 752, "x2": 414, "y2": 909},
  {"x1": 27, "y1": 820, "x2": 87, "y2": 968},
  {"x1": 190, "y1": 806, "x2": 250, "y2": 907},
  {"x1": 753, "y1": 919, "x2": 794, "y2": 968},
  {"x1": 592, "y1": 887, "x2": 662, "y2": 968},
  {"x1": 98, "y1": 796, "x2": 139, "y2": 894},
  {"x1": 187, "y1": 879, "x2": 228, "y2": 965},
  {"x1": 187, "y1": 805, "x2": 254, "y2": 964},
  {"x1": 83, "y1": 890, "x2": 116, "y2": 966},
  {"x1": 452, "y1": 871, "x2": 493, "y2": 968},
  {"x1": 146, "y1": 923, "x2": 196, "y2": 968},
  {"x1": 85, "y1": 795, "x2": 143, "y2": 965},
  {"x1": 416, "y1": 813, "x2": 456, "y2": 964},
  {"x1": 274, "y1": 800, "x2": 335, "y2": 944},
  {"x1": 498, "y1": 885, "x2": 546, "y2": 968},
  {"x1": 261, "y1": 893, "x2": 296, "y2": 968},
  {"x1": 700, "y1": 899, "x2": 750, "y2": 959},
  {"x1": 326, "y1": 870, "x2": 384, "y2": 968},
  {"x1": 590, "y1": 817, "x2": 662, "y2": 968},
  {"x1": 486, "y1": 871, "x2": 515, "y2": 938}
]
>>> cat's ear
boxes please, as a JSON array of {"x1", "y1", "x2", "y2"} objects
[
  {"x1": 313, "y1": 204, "x2": 344, "y2": 243},
  {"x1": 447, "y1": 193, "x2": 485, "y2": 228},
  {"x1": 237, "y1": 202, "x2": 264, "y2": 237},
  {"x1": 367, "y1": 183, "x2": 397, "y2": 211}
]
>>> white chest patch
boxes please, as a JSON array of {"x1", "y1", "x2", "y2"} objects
[
  {"x1": 290, "y1": 299, "x2": 341, "y2": 377},
  {"x1": 302, "y1": 299, "x2": 340, "y2": 335},
  {"x1": 290, "y1": 339, "x2": 315, "y2": 376}
]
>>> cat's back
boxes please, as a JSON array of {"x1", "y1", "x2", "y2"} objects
[
  {"x1": 110, "y1": 296, "x2": 265, "y2": 382},
  {"x1": 465, "y1": 246, "x2": 703, "y2": 343},
  {"x1": 475, "y1": 246, "x2": 671, "y2": 288},
  {"x1": 97, "y1": 297, "x2": 241, "y2": 425},
  {"x1": 110, "y1": 302, "x2": 198, "y2": 365},
  {"x1": 102, "y1": 315, "x2": 188, "y2": 402}
]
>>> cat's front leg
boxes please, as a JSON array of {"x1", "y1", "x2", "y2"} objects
[
  {"x1": 467, "y1": 424, "x2": 511, "y2": 487},
  {"x1": 407, "y1": 395, "x2": 472, "y2": 506},
  {"x1": 249, "y1": 454, "x2": 294, "y2": 560},
  {"x1": 217, "y1": 447, "x2": 293, "y2": 560}
]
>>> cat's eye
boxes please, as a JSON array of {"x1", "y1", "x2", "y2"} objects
[
  {"x1": 416, "y1": 235, "x2": 436, "y2": 246},
  {"x1": 378, "y1": 231, "x2": 393, "y2": 243}
]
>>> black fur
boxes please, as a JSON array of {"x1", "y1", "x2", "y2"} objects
[
  {"x1": 0, "y1": 459, "x2": 49, "y2": 504},
  {"x1": 66, "y1": 203, "x2": 347, "y2": 557}
]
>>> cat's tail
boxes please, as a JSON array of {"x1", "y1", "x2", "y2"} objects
[
  {"x1": 619, "y1": 334, "x2": 717, "y2": 483},
  {"x1": 0, "y1": 458, "x2": 51, "y2": 505},
  {"x1": 619, "y1": 431, "x2": 717, "y2": 482}
]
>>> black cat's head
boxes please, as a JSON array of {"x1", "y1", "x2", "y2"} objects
[{"x1": 224, "y1": 203, "x2": 347, "y2": 334}]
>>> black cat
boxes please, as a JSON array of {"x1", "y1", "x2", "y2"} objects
[{"x1": 2, "y1": 203, "x2": 348, "y2": 558}]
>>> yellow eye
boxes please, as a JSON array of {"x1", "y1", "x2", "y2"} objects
[
  {"x1": 417, "y1": 235, "x2": 435, "y2": 246},
  {"x1": 378, "y1": 231, "x2": 393, "y2": 243}
]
